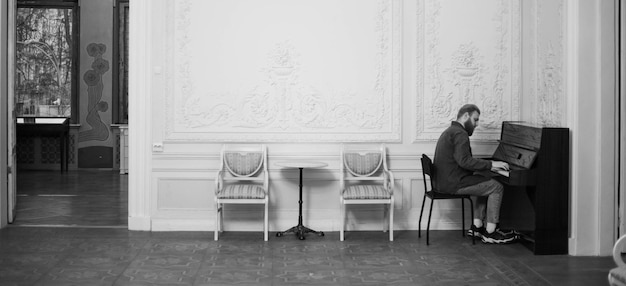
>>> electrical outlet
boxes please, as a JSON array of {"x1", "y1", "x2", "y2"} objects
[{"x1": 153, "y1": 142, "x2": 164, "y2": 152}]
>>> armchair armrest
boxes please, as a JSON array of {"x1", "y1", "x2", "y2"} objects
[
  {"x1": 215, "y1": 170, "x2": 224, "y2": 195},
  {"x1": 614, "y1": 235, "x2": 626, "y2": 267},
  {"x1": 384, "y1": 170, "x2": 395, "y2": 194},
  {"x1": 263, "y1": 169, "x2": 269, "y2": 196}
]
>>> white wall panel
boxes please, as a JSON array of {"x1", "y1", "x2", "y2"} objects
[
  {"x1": 149, "y1": 158, "x2": 449, "y2": 232},
  {"x1": 156, "y1": 178, "x2": 212, "y2": 210},
  {"x1": 163, "y1": 0, "x2": 402, "y2": 142},
  {"x1": 531, "y1": 0, "x2": 566, "y2": 126},
  {"x1": 415, "y1": 0, "x2": 521, "y2": 141}
]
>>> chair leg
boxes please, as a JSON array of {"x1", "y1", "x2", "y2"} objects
[
  {"x1": 418, "y1": 194, "x2": 427, "y2": 238},
  {"x1": 264, "y1": 200, "x2": 269, "y2": 242},
  {"x1": 461, "y1": 199, "x2": 466, "y2": 237},
  {"x1": 469, "y1": 198, "x2": 475, "y2": 245},
  {"x1": 426, "y1": 198, "x2": 434, "y2": 245},
  {"x1": 220, "y1": 205, "x2": 224, "y2": 233},
  {"x1": 340, "y1": 198, "x2": 345, "y2": 241},
  {"x1": 389, "y1": 198, "x2": 394, "y2": 242},
  {"x1": 214, "y1": 203, "x2": 220, "y2": 241},
  {"x1": 383, "y1": 204, "x2": 388, "y2": 233}
]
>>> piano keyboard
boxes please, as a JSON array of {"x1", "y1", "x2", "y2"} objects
[{"x1": 494, "y1": 169, "x2": 510, "y2": 177}]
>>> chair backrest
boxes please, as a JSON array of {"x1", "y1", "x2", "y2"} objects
[
  {"x1": 421, "y1": 154, "x2": 435, "y2": 191},
  {"x1": 342, "y1": 144, "x2": 386, "y2": 178},
  {"x1": 221, "y1": 145, "x2": 266, "y2": 177}
]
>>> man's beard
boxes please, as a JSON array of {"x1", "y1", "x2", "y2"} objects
[{"x1": 464, "y1": 120, "x2": 475, "y2": 136}]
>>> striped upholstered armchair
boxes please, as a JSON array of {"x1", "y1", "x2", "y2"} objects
[
  {"x1": 339, "y1": 144, "x2": 394, "y2": 241},
  {"x1": 215, "y1": 145, "x2": 269, "y2": 241}
]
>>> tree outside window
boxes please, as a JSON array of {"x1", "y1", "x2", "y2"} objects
[{"x1": 15, "y1": 5, "x2": 76, "y2": 119}]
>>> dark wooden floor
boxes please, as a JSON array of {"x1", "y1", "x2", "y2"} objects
[
  {"x1": 14, "y1": 170, "x2": 128, "y2": 227},
  {"x1": 0, "y1": 170, "x2": 614, "y2": 285}
]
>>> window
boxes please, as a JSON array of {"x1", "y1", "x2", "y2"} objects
[
  {"x1": 114, "y1": 0, "x2": 129, "y2": 124},
  {"x1": 15, "y1": 0, "x2": 79, "y2": 123}
]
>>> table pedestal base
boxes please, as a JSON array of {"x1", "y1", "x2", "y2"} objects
[{"x1": 276, "y1": 224, "x2": 324, "y2": 240}]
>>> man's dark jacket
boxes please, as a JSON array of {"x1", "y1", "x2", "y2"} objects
[{"x1": 433, "y1": 121, "x2": 492, "y2": 193}]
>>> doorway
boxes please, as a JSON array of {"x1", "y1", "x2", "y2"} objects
[{"x1": 6, "y1": 0, "x2": 129, "y2": 228}]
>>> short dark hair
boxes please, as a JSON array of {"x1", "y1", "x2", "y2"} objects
[{"x1": 456, "y1": 104, "x2": 481, "y2": 119}]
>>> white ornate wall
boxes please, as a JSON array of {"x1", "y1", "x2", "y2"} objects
[
  {"x1": 165, "y1": 0, "x2": 401, "y2": 142},
  {"x1": 415, "y1": 0, "x2": 521, "y2": 141},
  {"x1": 526, "y1": 0, "x2": 567, "y2": 126},
  {"x1": 132, "y1": 0, "x2": 576, "y2": 239}
]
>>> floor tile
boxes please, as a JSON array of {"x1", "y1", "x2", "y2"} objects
[
  {"x1": 273, "y1": 268, "x2": 349, "y2": 285},
  {"x1": 2, "y1": 170, "x2": 616, "y2": 285},
  {"x1": 195, "y1": 267, "x2": 272, "y2": 285},
  {"x1": 116, "y1": 267, "x2": 196, "y2": 285},
  {"x1": 37, "y1": 267, "x2": 121, "y2": 285},
  {"x1": 204, "y1": 252, "x2": 272, "y2": 269}
]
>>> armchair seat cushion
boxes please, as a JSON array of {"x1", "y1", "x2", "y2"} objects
[
  {"x1": 218, "y1": 185, "x2": 266, "y2": 199},
  {"x1": 343, "y1": 185, "x2": 391, "y2": 199},
  {"x1": 610, "y1": 267, "x2": 626, "y2": 286}
]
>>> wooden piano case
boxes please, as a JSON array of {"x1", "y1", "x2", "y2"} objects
[{"x1": 491, "y1": 121, "x2": 569, "y2": 255}]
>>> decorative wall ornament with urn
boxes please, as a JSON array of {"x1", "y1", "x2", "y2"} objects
[
  {"x1": 415, "y1": 0, "x2": 521, "y2": 141},
  {"x1": 164, "y1": 0, "x2": 401, "y2": 142}
]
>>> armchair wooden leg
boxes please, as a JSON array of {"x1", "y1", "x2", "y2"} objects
[
  {"x1": 383, "y1": 204, "x2": 389, "y2": 233},
  {"x1": 340, "y1": 198, "x2": 345, "y2": 241},
  {"x1": 214, "y1": 203, "x2": 220, "y2": 241},
  {"x1": 389, "y1": 198, "x2": 394, "y2": 242},
  {"x1": 220, "y1": 205, "x2": 224, "y2": 234},
  {"x1": 264, "y1": 201, "x2": 269, "y2": 242}
]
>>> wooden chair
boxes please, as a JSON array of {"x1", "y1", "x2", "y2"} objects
[
  {"x1": 214, "y1": 145, "x2": 269, "y2": 241},
  {"x1": 418, "y1": 154, "x2": 475, "y2": 245},
  {"x1": 340, "y1": 144, "x2": 394, "y2": 241}
]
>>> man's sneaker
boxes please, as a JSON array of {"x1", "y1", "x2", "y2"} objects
[
  {"x1": 467, "y1": 225, "x2": 485, "y2": 238},
  {"x1": 496, "y1": 224, "x2": 522, "y2": 238},
  {"x1": 481, "y1": 230, "x2": 516, "y2": 244},
  {"x1": 496, "y1": 228, "x2": 521, "y2": 239}
]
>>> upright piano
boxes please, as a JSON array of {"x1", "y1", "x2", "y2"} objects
[{"x1": 485, "y1": 121, "x2": 569, "y2": 255}]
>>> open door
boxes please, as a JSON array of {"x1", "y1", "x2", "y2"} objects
[
  {"x1": 616, "y1": 1, "x2": 626, "y2": 239},
  {"x1": 6, "y1": 0, "x2": 16, "y2": 223}
]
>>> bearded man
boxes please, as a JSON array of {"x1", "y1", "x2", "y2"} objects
[{"x1": 433, "y1": 104, "x2": 516, "y2": 244}]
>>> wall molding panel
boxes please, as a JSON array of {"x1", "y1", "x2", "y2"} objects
[
  {"x1": 147, "y1": 155, "x2": 464, "y2": 232},
  {"x1": 156, "y1": 177, "x2": 212, "y2": 211},
  {"x1": 414, "y1": 0, "x2": 521, "y2": 141},
  {"x1": 163, "y1": 0, "x2": 402, "y2": 142},
  {"x1": 532, "y1": 0, "x2": 566, "y2": 126}
]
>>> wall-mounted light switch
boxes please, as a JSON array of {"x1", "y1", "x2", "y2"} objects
[{"x1": 153, "y1": 142, "x2": 164, "y2": 152}]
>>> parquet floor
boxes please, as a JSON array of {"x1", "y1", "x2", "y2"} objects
[
  {"x1": 14, "y1": 170, "x2": 127, "y2": 227},
  {"x1": 0, "y1": 170, "x2": 614, "y2": 285}
]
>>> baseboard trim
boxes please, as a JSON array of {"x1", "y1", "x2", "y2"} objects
[{"x1": 128, "y1": 216, "x2": 151, "y2": 231}]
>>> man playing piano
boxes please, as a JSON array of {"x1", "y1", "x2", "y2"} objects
[{"x1": 433, "y1": 104, "x2": 517, "y2": 244}]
